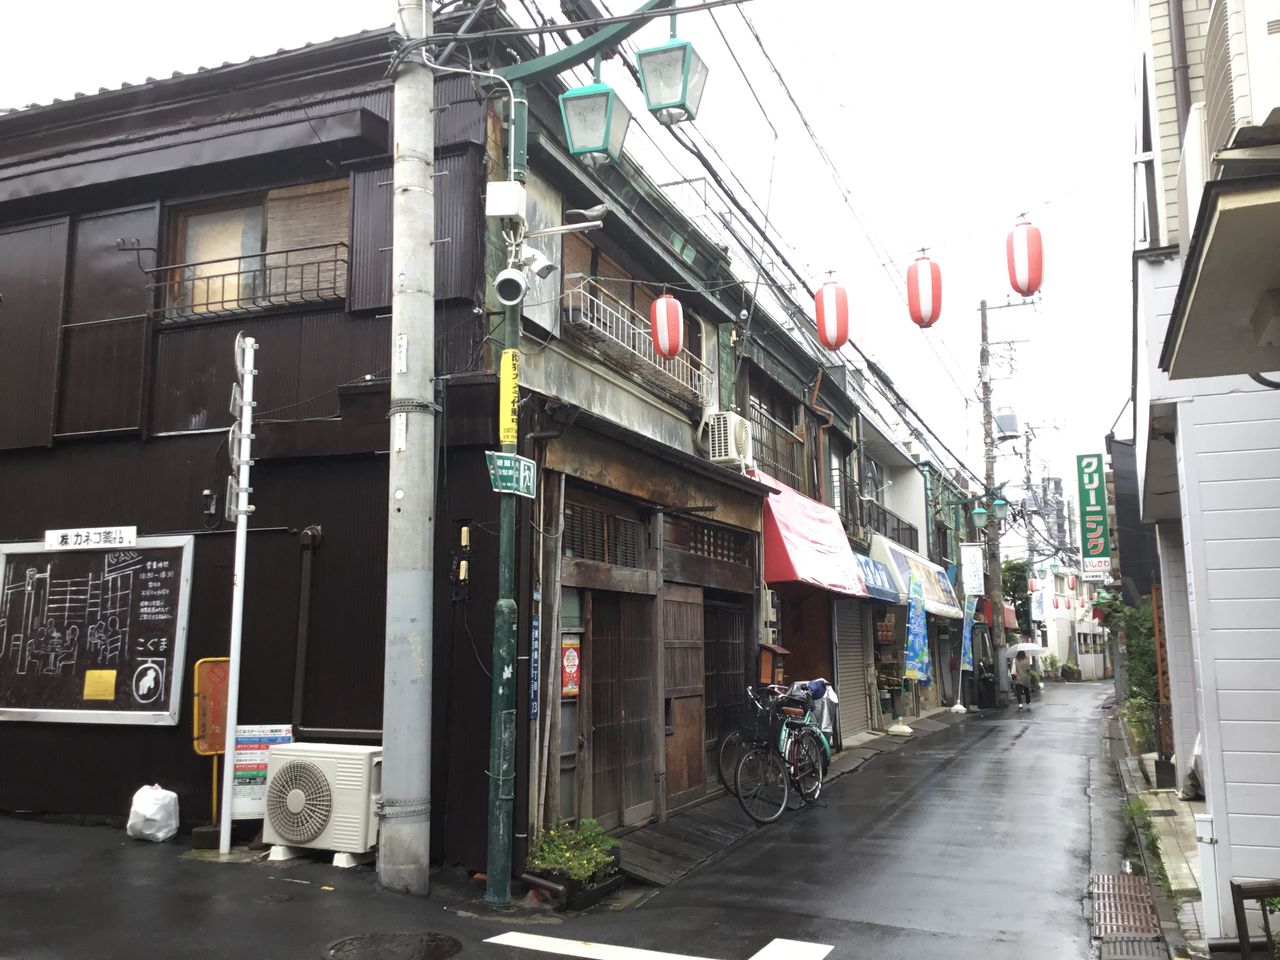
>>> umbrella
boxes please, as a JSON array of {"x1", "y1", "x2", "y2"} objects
[{"x1": 1004, "y1": 642, "x2": 1046, "y2": 659}]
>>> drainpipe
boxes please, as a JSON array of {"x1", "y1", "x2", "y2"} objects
[
  {"x1": 808, "y1": 371, "x2": 835, "y2": 504},
  {"x1": 1168, "y1": 0, "x2": 1191, "y2": 144}
]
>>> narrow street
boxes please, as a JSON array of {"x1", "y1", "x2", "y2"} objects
[{"x1": 0, "y1": 682, "x2": 1122, "y2": 960}]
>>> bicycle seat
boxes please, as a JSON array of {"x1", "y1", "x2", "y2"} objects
[{"x1": 780, "y1": 705, "x2": 804, "y2": 718}]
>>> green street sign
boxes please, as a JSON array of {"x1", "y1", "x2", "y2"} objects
[
  {"x1": 1076, "y1": 453, "x2": 1111, "y2": 579},
  {"x1": 485, "y1": 451, "x2": 537, "y2": 500}
]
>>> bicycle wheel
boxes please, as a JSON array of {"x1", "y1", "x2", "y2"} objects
[
  {"x1": 735, "y1": 746, "x2": 788, "y2": 823},
  {"x1": 716, "y1": 728, "x2": 746, "y2": 796},
  {"x1": 792, "y1": 730, "x2": 824, "y2": 803}
]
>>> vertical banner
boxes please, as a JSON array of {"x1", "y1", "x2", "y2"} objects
[
  {"x1": 904, "y1": 575, "x2": 929, "y2": 681},
  {"x1": 529, "y1": 614, "x2": 540, "y2": 720},
  {"x1": 561, "y1": 638, "x2": 580, "y2": 698},
  {"x1": 960, "y1": 542, "x2": 985, "y2": 598},
  {"x1": 960, "y1": 596, "x2": 977, "y2": 672},
  {"x1": 1077, "y1": 453, "x2": 1112, "y2": 580},
  {"x1": 499, "y1": 348, "x2": 520, "y2": 446}
]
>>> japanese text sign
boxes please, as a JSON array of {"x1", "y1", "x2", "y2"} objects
[
  {"x1": 44, "y1": 526, "x2": 137, "y2": 551},
  {"x1": 499, "y1": 349, "x2": 520, "y2": 446},
  {"x1": 1076, "y1": 454, "x2": 1112, "y2": 575}
]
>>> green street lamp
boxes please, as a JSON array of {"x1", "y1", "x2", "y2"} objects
[
  {"x1": 991, "y1": 498, "x2": 1009, "y2": 522},
  {"x1": 559, "y1": 62, "x2": 632, "y2": 167},
  {"x1": 971, "y1": 506, "x2": 989, "y2": 529},
  {"x1": 636, "y1": 34, "x2": 708, "y2": 125}
]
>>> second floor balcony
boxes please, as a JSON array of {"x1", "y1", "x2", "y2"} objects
[
  {"x1": 148, "y1": 242, "x2": 349, "y2": 323},
  {"x1": 563, "y1": 279, "x2": 714, "y2": 417},
  {"x1": 863, "y1": 499, "x2": 919, "y2": 553}
]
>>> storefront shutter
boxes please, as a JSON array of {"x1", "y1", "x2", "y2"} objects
[{"x1": 835, "y1": 599, "x2": 870, "y2": 742}]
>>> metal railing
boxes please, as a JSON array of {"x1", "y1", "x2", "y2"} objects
[
  {"x1": 562, "y1": 280, "x2": 714, "y2": 411},
  {"x1": 834, "y1": 464, "x2": 862, "y2": 535},
  {"x1": 748, "y1": 402, "x2": 802, "y2": 490},
  {"x1": 149, "y1": 242, "x2": 348, "y2": 321},
  {"x1": 862, "y1": 500, "x2": 919, "y2": 552}
]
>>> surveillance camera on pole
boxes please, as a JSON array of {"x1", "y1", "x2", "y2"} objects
[{"x1": 494, "y1": 267, "x2": 527, "y2": 307}]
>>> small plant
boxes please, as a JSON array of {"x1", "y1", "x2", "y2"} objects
[
  {"x1": 526, "y1": 819, "x2": 619, "y2": 885},
  {"x1": 1044, "y1": 653, "x2": 1061, "y2": 677}
]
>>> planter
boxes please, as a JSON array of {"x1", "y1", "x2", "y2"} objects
[{"x1": 524, "y1": 870, "x2": 624, "y2": 911}]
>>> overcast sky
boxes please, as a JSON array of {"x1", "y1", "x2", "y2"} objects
[{"x1": 0, "y1": 0, "x2": 1135, "y2": 533}]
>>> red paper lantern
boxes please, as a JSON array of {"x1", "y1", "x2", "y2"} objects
[
  {"x1": 906, "y1": 256, "x2": 942, "y2": 328},
  {"x1": 1028, "y1": 579, "x2": 1036, "y2": 593},
  {"x1": 815, "y1": 281, "x2": 850, "y2": 350},
  {"x1": 1053, "y1": 596, "x2": 1060, "y2": 609},
  {"x1": 650, "y1": 293, "x2": 684, "y2": 359},
  {"x1": 1068, "y1": 575, "x2": 1076, "y2": 590},
  {"x1": 1007, "y1": 219, "x2": 1043, "y2": 297}
]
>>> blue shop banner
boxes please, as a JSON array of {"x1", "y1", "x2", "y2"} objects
[
  {"x1": 904, "y1": 574, "x2": 929, "y2": 682},
  {"x1": 960, "y1": 596, "x2": 977, "y2": 672}
]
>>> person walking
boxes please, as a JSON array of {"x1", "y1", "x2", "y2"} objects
[{"x1": 1013, "y1": 650, "x2": 1033, "y2": 711}]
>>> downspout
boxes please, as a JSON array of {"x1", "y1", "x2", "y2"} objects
[
  {"x1": 1168, "y1": 0, "x2": 1191, "y2": 144},
  {"x1": 809, "y1": 370, "x2": 835, "y2": 504}
]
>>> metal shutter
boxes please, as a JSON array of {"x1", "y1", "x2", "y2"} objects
[{"x1": 835, "y1": 599, "x2": 870, "y2": 741}]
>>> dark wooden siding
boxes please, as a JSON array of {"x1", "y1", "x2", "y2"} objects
[
  {"x1": 349, "y1": 168, "x2": 392, "y2": 312},
  {"x1": 435, "y1": 75, "x2": 486, "y2": 148},
  {"x1": 57, "y1": 204, "x2": 158, "y2": 435},
  {"x1": 347, "y1": 146, "x2": 484, "y2": 313},
  {"x1": 0, "y1": 436, "x2": 393, "y2": 822},
  {"x1": 150, "y1": 310, "x2": 390, "y2": 433},
  {"x1": 0, "y1": 218, "x2": 69, "y2": 450}
]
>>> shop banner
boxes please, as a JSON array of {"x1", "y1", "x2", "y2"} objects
[
  {"x1": 904, "y1": 575, "x2": 929, "y2": 682},
  {"x1": 1077, "y1": 453, "x2": 1112, "y2": 577},
  {"x1": 1031, "y1": 587, "x2": 1046, "y2": 621},
  {"x1": 960, "y1": 596, "x2": 977, "y2": 672},
  {"x1": 960, "y1": 543, "x2": 985, "y2": 598}
]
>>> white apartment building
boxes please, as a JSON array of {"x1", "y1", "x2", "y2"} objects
[{"x1": 1133, "y1": 0, "x2": 1280, "y2": 939}]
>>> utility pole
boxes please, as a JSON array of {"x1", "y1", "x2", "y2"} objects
[
  {"x1": 1023, "y1": 428, "x2": 1036, "y2": 564},
  {"x1": 380, "y1": 0, "x2": 435, "y2": 895},
  {"x1": 980, "y1": 299, "x2": 1009, "y2": 707}
]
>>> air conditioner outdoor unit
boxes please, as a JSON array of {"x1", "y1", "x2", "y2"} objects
[
  {"x1": 707, "y1": 411, "x2": 753, "y2": 469},
  {"x1": 262, "y1": 742, "x2": 382, "y2": 866}
]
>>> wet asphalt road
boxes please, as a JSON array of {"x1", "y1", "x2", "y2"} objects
[{"x1": 0, "y1": 682, "x2": 1119, "y2": 960}]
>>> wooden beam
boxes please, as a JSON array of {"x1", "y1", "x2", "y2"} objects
[{"x1": 561, "y1": 558, "x2": 658, "y2": 595}]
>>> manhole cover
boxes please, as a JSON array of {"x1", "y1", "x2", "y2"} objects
[{"x1": 324, "y1": 934, "x2": 463, "y2": 960}]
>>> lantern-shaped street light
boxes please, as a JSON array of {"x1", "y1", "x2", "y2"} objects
[
  {"x1": 559, "y1": 75, "x2": 632, "y2": 168},
  {"x1": 971, "y1": 506, "x2": 989, "y2": 529},
  {"x1": 991, "y1": 498, "x2": 1009, "y2": 522},
  {"x1": 637, "y1": 31, "x2": 709, "y2": 125}
]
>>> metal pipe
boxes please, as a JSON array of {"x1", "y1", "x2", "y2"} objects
[
  {"x1": 291, "y1": 526, "x2": 322, "y2": 731},
  {"x1": 520, "y1": 872, "x2": 567, "y2": 899},
  {"x1": 1167, "y1": 0, "x2": 1191, "y2": 145}
]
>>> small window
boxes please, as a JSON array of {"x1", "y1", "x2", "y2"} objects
[{"x1": 170, "y1": 198, "x2": 265, "y2": 315}]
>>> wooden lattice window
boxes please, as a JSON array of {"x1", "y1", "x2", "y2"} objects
[{"x1": 563, "y1": 501, "x2": 643, "y2": 568}]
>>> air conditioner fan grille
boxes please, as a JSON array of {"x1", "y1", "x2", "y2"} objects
[{"x1": 266, "y1": 759, "x2": 333, "y2": 844}]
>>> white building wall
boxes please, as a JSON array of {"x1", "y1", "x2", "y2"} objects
[
  {"x1": 885, "y1": 466, "x2": 928, "y2": 541},
  {"x1": 1156, "y1": 520, "x2": 1201, "y2": 792},
  {"x1": 1176, "y1": 389, "x2": 1280, "y2": 938}
]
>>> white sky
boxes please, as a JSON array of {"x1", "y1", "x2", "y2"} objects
[{"x1": 0, "y1": 0, "x2": 1135, "y2": 532}]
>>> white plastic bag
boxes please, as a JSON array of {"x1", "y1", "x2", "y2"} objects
[{"x1": 127, "y1": 784, "x2": 179, "y2": 842}]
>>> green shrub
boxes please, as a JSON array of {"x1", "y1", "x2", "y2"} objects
[
  {"x1": 526, "y1": 819, "x2": 619, "y2": 884},
  {"x1": 1044, "y1": 653, "x2": 1061, "y2": 676}
]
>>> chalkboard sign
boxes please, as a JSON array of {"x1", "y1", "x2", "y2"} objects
[{"x1": 0, "y1": 535, "x2": 193, "y2": 725}]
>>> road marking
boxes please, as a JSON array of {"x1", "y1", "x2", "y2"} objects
[{"x1": 484, "y1": 931, "x2": 833, "y2": 960}]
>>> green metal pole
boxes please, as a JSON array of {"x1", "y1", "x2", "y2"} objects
[{"x1": 486, "y1": 81, "x2": 527, "y2": 908}]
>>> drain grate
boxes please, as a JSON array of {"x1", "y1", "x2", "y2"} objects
[
  {"x1": 1148, "y1": 809, "x2": 1175, "y2": 817},
  {"x1": 1091, "y1": 874, "x2": 1162, "y2": 939},
  {"x1": 1091, "y1": 874, "x2": 1151, "y2": 895},
  {"x1": 1099, "y1": 939, "x2": 1166, "y2": 959},
  {"x1": 324, "y1": 934, "x2": 463, "y2": 960}
]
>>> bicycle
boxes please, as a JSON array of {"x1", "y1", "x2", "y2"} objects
[
  {"x1": 734, "y1": 689, "x2": 827, "y2": 823},
  {"x1": 715, "y1": 686, "x2": 777, "y2": 796}
]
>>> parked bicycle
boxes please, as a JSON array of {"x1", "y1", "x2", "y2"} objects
[{"x1": 733, "y1": 686, "x2": 827, "y2": 823}]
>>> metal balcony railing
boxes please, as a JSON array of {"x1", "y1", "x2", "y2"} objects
[
  {"x1": 834, "y1": 464, "x2": 862, "y2": 536},
  {"x1": 747, "y1": 402, "x2": 802, "y2": 490},
  {"x1": 563, "y1": 279, "x2": 714, "y2": 415},
  {"x1": 149, "y1": 242, "x2": 348, "y2": 322},
  {"x1": 863, "y1": 499, "x2": 919, "y2": 552}
]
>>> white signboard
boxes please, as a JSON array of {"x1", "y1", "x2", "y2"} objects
[
  {"x1": 230, "y1": 724, "x2": 293, "y2": 819},
  {"x1": 1081, "y1": 569, "x2": 1107, "y2": 583},
  {"x1": 44, "y1": 526, "x2": 137, "y2": 551},
  {"x1": 960, "y1": 543, "x2": 985, "y2": 597}
]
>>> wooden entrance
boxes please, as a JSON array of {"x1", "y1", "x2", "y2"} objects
[
  {"x1": 663, "y1": 584, "x2": 705, "y2": 809},
  {"x1": 585, "y1": 591, "x2": 656, "y2": 830}
]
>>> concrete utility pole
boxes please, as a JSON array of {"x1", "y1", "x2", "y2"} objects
[
  {"x1": 380, "y1": 0, "x2": 436, "y2": 894},
  {"x1": 1023, "y1": 428, "x2": 1036, "y2": 564},
  {"x1": 980, "y1": 300, "x2": 1010, "y2": 706}
]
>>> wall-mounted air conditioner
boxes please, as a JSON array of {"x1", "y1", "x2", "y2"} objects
[
  {"x1": 262, "y1": 743, "x2": 382, "y2": 867},
  {"x1": 707, "y1": 411, "x2": 753, "y2": 470}
]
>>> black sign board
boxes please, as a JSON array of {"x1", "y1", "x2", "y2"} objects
[{"x1": 0, "y1": 536, "x2": 193, "y2": 725}]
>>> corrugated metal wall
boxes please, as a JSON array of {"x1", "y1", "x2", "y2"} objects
[{"x1": 0, "y1": 218, "x2": 69, "y2": 450}]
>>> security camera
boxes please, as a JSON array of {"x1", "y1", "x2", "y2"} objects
[
  {"x1": 494, "y1": 267, "x2": 527, "y2": 307},
  {"x1": 739, "y1": 309, "x2": 749, "y2": 321},
  {"x1": 523, "y1": 248, "x2": 558, "y2": 280}
]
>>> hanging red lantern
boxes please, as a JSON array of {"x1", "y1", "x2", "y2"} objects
[
  {"x1": 1068, "y1": 575, "x2": 1076, "y2": 590},
  {"x1": 1053, "y1": 596, "x2": 1060, "y2": 609},
  {"x1": 815, "y1": 281, "x2": 849, "y2": 350},
  {"x1": 1028, "y1": 579, "x2": 1036, "y2": 593},
  {"x1": 650, "y1": 293, "x2": 684, "y2": 359},
  {"x1": 1007, "y1": 219, "x2": 1043, "y2": 297},
  {"x1": 906, "y1": 255, "x2": 942, "y2": 328}
]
